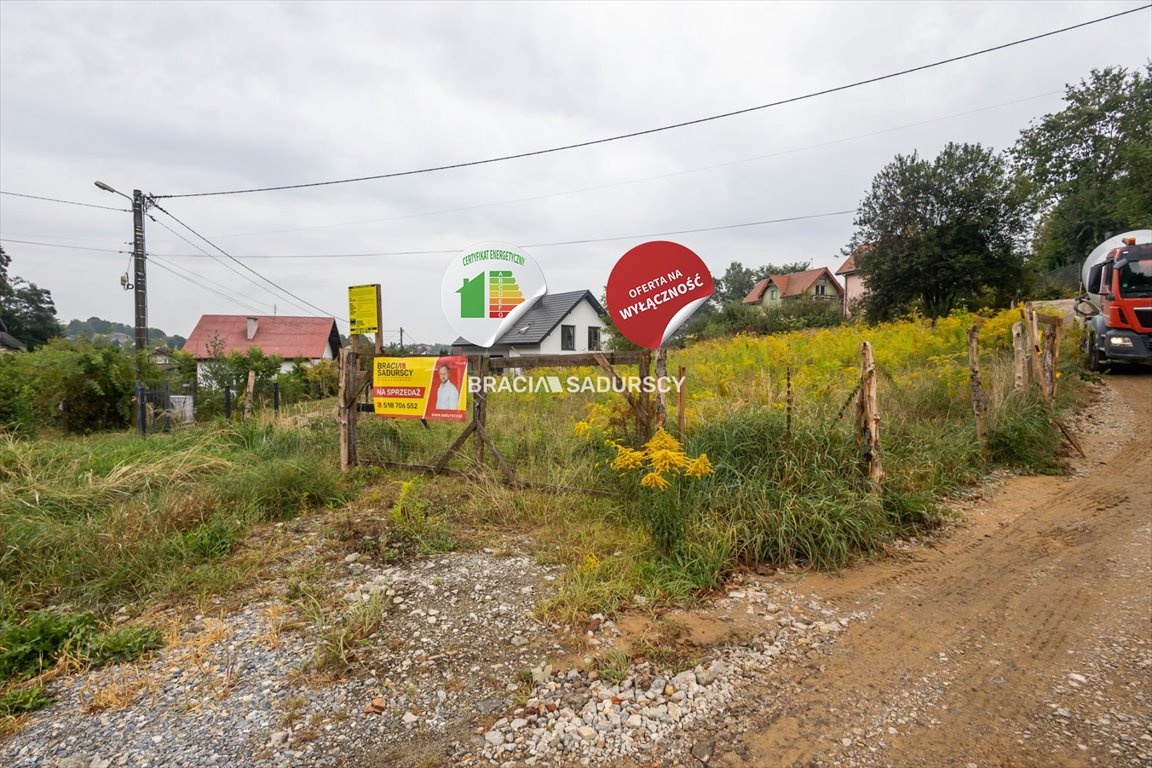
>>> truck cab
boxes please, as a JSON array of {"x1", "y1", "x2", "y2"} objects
[{"x1": 1080, "y1": 238, "x2": 1152, "y2": 370}]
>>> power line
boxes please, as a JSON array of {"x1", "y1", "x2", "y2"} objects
[
  {"x1": 155, "y1": 6, "x2": 1149, "y2": 200},
  {"x1": 195, "y1": 89, "x2": 1060, "y2": 240},
  {"x1": 0, "y1": 237, "x2": 126, "y2": 254},
  {"x1": 0, "y1": 190, "x2": 129, "y2": 212},
  {"x1": 147, "y1": 214, "x2": 300, "y2": 311},
  {"x1": 151, "y1": 208, "x2": 859, "y2": 259},
  {"x1": 147, "y1": 201, "x2": 348, "y2": 321},
  {"x1": 148, "y1": 255, "x2": 271, "y2": 315}
]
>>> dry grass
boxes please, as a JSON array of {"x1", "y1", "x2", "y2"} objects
[{"x1": 78, "y1": 666, "x2": 159, "y2": 713}]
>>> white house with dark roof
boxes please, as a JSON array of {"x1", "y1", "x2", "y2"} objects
[{"x1": 451, "y1": 290, "x2": 607, "y2": 357}]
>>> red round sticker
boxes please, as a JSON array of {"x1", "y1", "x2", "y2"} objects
[{"x1": 606, "y1": 241, "x2": 714, "y2": 349}]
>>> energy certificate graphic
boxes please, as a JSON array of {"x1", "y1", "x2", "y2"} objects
[
  {"x1": 456, "y1": 270, "x2": 526, "y2": 319},
  {"x1": 442, "y1": 243, "x2": 547, "y2": 348}
]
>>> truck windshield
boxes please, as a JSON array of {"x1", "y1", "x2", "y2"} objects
[{"x1": 1117, "y1": 259, "x2": 1152, "y2": 298}]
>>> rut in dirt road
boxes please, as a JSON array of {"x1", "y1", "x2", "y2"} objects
[{"x1": 724, "y1": 372, "x2": 1152, "y2": 768}]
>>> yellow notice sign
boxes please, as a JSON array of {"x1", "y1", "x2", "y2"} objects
[
  {"x1": 373, "y1": 356, "x2": 469, "y2": 422},
  {"x1": 348, "y1": 284, "x2": 380, "y2": 335}
]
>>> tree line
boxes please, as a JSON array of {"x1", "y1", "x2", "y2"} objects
[{"x1": 847, "y1": 63, "x2": 1149, "y2": 322}]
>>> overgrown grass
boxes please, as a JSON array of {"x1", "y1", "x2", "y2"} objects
[
  {"x1": 0, "y1": 419, "x2": 348, "y2": 622},
  {"x1": 0, "y1": 309, "x2": 1084, "y2": 687}
]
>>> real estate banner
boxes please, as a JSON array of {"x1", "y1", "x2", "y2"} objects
[{"x1": 372, "y1": 356, "x2": 469, "y2": 421}]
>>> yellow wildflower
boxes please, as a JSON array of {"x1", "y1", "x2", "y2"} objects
[
  {"x1": 644, "y1": 428, "x2": 683, "y2": 454},
  {"x1": 685, "y1": 453, "x2": 713, "y2": 478},
  {"x1": 640, "y1": 471, "x2": 671, "y2": 490},
  {"x1": 579, "y1": 553, "x2": 600, "y2": 572},
  {"x1": 649, "y1": 448, "x2": 688, "y2": 474},
  {"x1": 610, "y1": 445, "x2": 646, "y2": 471},
  {"x1": 573, "y1": 420, "x2": 591, "y2": 438}
]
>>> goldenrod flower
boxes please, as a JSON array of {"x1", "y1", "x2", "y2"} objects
[
  {"x1": 644, "y1": 428, "x2": 683, "y2": 454},
  {"x1": 579, "y1": 553, "x2": 600, "y2": 572},
  {"x1": 611, "y1": 446, "x2": 646, "y2": 471},
  {"x1": 649, "y1": 448, "x2": 688, "y2": 474},
  {"x1": 573, "y1": 420, "x2": 591, "y2": 438},
  {"x1": 640, "y1": 471, "x2": 671, "y2": 490},
  {"x1": 685, "y1": 453, "x2": 713, "y2": 478}
]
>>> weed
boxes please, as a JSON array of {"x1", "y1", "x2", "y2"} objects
[
  {"x1": 311, "y1": 595, "x2": 389, "y2": 671},
  {"x1": 0, "y1": 685, "x2": 52, "y2": 716},
  {"x1": 594, "y1": 649, "x2": 632, "y2": 684}
]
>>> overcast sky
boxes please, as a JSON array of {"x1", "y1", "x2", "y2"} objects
[{"x1": 1, "y1": 1, "x2": 1149, "y2": 346}]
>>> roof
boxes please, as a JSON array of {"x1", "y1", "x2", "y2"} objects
[
  {"x1": 453, "y1": 290, "x2": 603, "y2": 348},
  {"x1": 742, "y1": 268, "x2": 843, "y2": 304},
  {"x1": 0, "y1": 318, "x2": 25, "y2": 351},
  {"x1": 837, "y1": 243, "x2": 874, "y2": 276},
  {"x1": 182, "y1": 315, "x2": 340, "y2": 360},
  {"x1": 0, "y1": 330, "x2": 26, "y2": 351}
]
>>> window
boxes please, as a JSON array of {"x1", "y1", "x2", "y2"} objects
[
  {"x1": 769, "y1": 288, "x2": 778, "y2": 301},
  {"x1": 561, "y1": 324, "x2": 576, "y2": 351},
  {"x1": 588, "y1": 326, "x2": 601, "y2": 350},
  {"x1": 815, "y1": 283, "x2": 827, "y2": 296}
]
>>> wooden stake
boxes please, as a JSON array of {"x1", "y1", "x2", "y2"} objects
[
  {"x1": 967, "y1": 325, "x2": 988, "y2": 454},
  {"x1": 654, "y1": 347, "x2": 668, "y2": 431},
  {"x1": 1042, "y1": 317, "x2": 1062, "y2": 403},
  {"x1": 338, "y1": 347, "x2": 352, "y2": 472},
  {"x1": 638, "y1": 351, "x2": 652, "y2": 442},
  {"x1": 473, "y1": 356, "x2": 488, "y2": 466},
  {"x1": 243, "y1": 370, "x2": 256, "y2": 421},
  {"x1": 786, "y1": 366, "x2": 793, "y2": 440},
  {"x1": 859, "y1": 341, "x2": 884, "y2": 487},
  {"x1": 1011, "y1": 322, "x2": 1026, "y2": 391},
  {"x1": 677, "y1": 365, "x2": 686, "y2": 438},
  {"x1": 1022, "y1": 303, "x2": 1043, "y2": 391},
  {"x1": 374, "y1": 285, "x2": 384, "y2": 356}
]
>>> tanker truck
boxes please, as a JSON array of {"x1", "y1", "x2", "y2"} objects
[{"x1": 1074, "y1": 229, "x2": 1152, "y2": 371}]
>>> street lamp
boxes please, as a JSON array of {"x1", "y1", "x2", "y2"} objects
[{"x1": 95, "y1": 181, "x2": 148, "y2": 354}]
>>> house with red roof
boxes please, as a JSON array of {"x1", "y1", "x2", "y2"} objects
[
  {"x1": 182, "y1": 315, "x2": 341, "y2": 381},
  {"x1": 742, "y1": 267, "x2": 844, "y2": 311}
]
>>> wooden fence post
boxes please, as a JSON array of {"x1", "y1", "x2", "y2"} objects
[
  {"x1": 654, "y1": 347, "x2": 667, "y2": 431},
  {"x1": 338, "y1": 347, "x2": 354, "y2": 472},
  {"x1": 638, "y1": 351, "x2": 652, "y2": 443},
  {"x1": 243, "y1": 370, "x2": 256, "y2": 421},
  {"x1": 1011, "y1": 322, "x2": 1027, "y2": 391},
  {"x1": 677, "y1": 365, "x2": 686, "y2": 438},
  {"x1": 473, "y1": 356, "x2": 488, "y2": 466},
  {"x1": 1022, "y1": 303, "x2": 1043, "y2": 390},
  {"x1": 786, "y1": 366, "x2": 793, "y2": 440},
  {"x1": 967, "y1": 325, "x2": 988, "y2": 454},
  {"x1": 1040, "y1": 318, "x2": 1061, "y2": 406},
  {"x1": 859, "y1": 341, "x2": 884, "y2": 488}
]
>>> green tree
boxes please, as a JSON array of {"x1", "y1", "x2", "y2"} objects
[
  {"x1": 847, "y1": 142, "x2": 1026, "y2": 321},
  {"x1": 0, "y1": 247, "x2": 62, "y2": 350},
  {"x1": 1012, "y1": 64, "x2": 1152, "y2": 269}
]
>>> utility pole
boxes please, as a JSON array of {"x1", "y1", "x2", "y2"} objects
[
  {"x1": 131, "y1": 189, "x2": 148, "y2": 354},
  {"x1": 95, "y1": 181, "x2": 149, "y2": 361},
  {"x1": 399, "y1": 327, "x2": 404, "y2": 354}
]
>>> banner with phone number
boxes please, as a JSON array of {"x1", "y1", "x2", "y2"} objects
[{"x1": 372, "y1": 356, "x2": 469, "y2": 421}]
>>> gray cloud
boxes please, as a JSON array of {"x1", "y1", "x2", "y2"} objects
[{"x1": 1, "y1": 0, "x2": 1149, "y2": 343}]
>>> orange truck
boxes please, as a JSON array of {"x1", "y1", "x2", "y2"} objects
[{"x1": 1076, "y1": 230, "x2": 1152, "y2": 371}]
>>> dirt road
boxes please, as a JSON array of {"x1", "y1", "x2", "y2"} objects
[{"x1": 711, "y1": 371, "x2": 1152, "y2": 768}]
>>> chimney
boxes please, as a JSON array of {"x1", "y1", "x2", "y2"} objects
[{"x1": 246, "y1": 317, "x2": 258, "y2": 341}]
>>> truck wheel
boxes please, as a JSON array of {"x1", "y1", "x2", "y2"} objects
[{"x1": 1087, "y1": 333, "x2": 1106, "y2": 373}]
